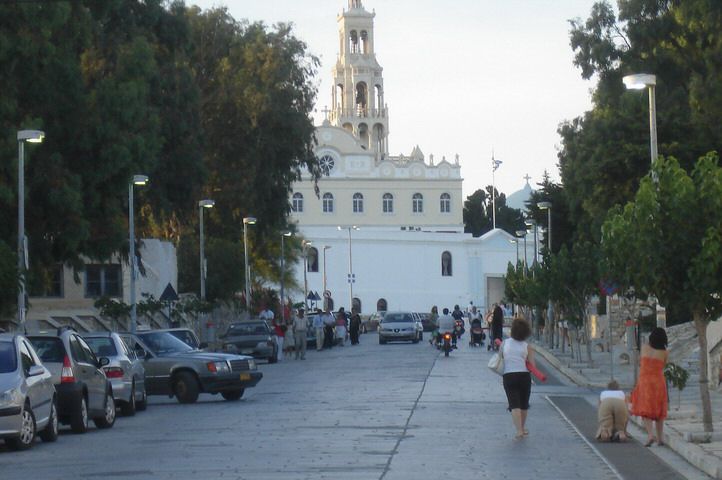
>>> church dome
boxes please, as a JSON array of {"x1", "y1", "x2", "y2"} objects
[{"x1": 506, "y1": 179, "x2": 534, "y2": 211}]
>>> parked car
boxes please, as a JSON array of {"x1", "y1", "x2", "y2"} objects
[
  {"x1": 28, "y1": 329, "x2": 116, "y2": 433},
  {"x1": 0, "y1": 333, "x2": 58, "y2": 450},
  {"x1": 219, "y1": 321, "x2": 278, "y2": 363},
  {"x1": 378, "y1": 311, "x2": 422, "y2": 344},
  {"x1": 82, "y1": 332, "x2": 147, "y2": 416},
  {"x1": 127, "y1": 330, "x2": 262, "y2": 403},
  {"x1": 161, "y1": 328, "x2": 204, "y2": 350},
  {"x1": 363, "y1": 311, "x2": 385, "y2": 333},
  {"x1": 417, "y1": 312, "x2": 436, "y2": 332}
]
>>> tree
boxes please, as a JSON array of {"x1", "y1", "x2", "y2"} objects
[
  {"x1": 526, "y1": 172, "x2": 575, "y2": 254},
  {"x1": 463, "y1": 187, "x2": 525, "y2": 237},
  {"x1": 602, "y1": 153, "x2": 722, "y2": 434}
]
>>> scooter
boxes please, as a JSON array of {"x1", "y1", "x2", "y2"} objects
[{"x1": 442, "y1": 332, "x2": 453, "y2": 357}]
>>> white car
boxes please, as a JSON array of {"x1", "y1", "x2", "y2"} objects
[
  {"x1": 0, "y1": 333, "x2": 58, "y2": 450},
  {"x1": 378, "y1": 312, "x2": 423, "y2": 344}
]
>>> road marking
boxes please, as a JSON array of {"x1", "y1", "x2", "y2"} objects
[{"x1": 545, "y1": 395, "x2": 624, "y2": 480}]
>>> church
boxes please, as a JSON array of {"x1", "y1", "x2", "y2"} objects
[{"x1": 289, "y1": 0, "x2": 528, "y2": 315}]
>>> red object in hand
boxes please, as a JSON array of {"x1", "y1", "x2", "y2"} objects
[{"x1": 526, "y1": 361, "x2": 547, "y2": 382}]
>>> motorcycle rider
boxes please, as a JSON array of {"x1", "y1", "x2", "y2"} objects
[
  {"x1": 452, "y1": 304, "x2": 465, "y2": 341},
  {"x1": 437, "y1": 307, "x2": 456, "y2": 349}
]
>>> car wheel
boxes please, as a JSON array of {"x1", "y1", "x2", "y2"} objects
[
  {"x1": 136, "y1": 386, "x2": 148, "y2": 411},
  {"x1": 379, "y1": 336, "x2": 386, "y2": 345},
  {"x1": 94, "y1": 389, "x2": 116, "y2": 429},
  {"x1": 70, "y1": 395, "x2": 89, "y2": 434},
  {"x1": 221, "y1": 389, "x2": 244, "y2": 401},
  {"x1": 39, "y1": 398, "x2": 59, "y2": 442},
  {"x1": 173, "y1": 372, "x2": 200, "y2": 404},
  {"x1": 6, "y1": 402, "x2": 35, "y2": 450},
  {"x1": 419, "y1": 332, "x2": 423, "y2": 342},
  {"x1": 120, "y1": 383, "x2": 137, "y2": 416},
  {"x1": 268, "y1": 352, "x2": 278, "y2": 364}
]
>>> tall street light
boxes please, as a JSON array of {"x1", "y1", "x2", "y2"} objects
[
  {"x1": 302, "y1": 240, "x2": 312, "y2": 311},
  {"x1": 243, "y1": 216, "x2": 257, "y2": 314},
  {"x1": 280, "y1": 231, "x2": 292, "y2": 323},
  {"x1": 338, "y1": 225, "x2": 359, "y2": 312},
  {"x1": 537, "y1": 201, "x2": 552, "y2": 255},
  {"x1": 509, "y1": 238, "x2": 519, "y2": 266},
  {"x1": 129, "y1": 174, "x2": 149, "y2": 334},
  {"x1": 198, "y1": 199, "x2": 215, "y2": 301},
  {"x1": 623, "y1": 73, "x2": 658, "y2": 169},
  {"x1": 16, "y1": 130, "x2": 44, "y2": 326},
  {"x1": 516, "y1": 229, "x2": 528, "y2": 274},
  {"x1": 525, "y1": 218, "x2": 537, "y2": 267},
  {"x1": 322, "y1": 245, "x2": 332, "y2": 310},
  {"x1": 491, "y1": 152, "x2": 502, "y2": 229}
]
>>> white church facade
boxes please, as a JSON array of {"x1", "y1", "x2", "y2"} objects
[{"x1": 289, "y1": 1, "x2": 529, "y2": 314}]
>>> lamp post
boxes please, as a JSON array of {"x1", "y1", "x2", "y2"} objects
[
  {"x1": 525, "y1": 219, "x2": 537, "y2": 267},
  {"x1": 198, "y1": 200, "x2": 215, "y2": 301},
  {"x1": 16, "y1": 130, "x2": 44, "y2": 326},
  {"x1": 338, "y1": 225, "x2": 359, "y2": 311},
  {"x1": 537, "y1": 201, "x2": 552, "y2": 255},
  {"x1": 280, "y1": 231, "x2": 292, "y2": 323},
  {"x1": 302, "y1": 240, "x2": 312, "y2": 310},
  {"x1": 129, "y1": 174, "x2": 149, "y2": 334},
  {"x1": 623, "y1": 74, "x2": 658, "y2": 169},
  {"x1": 491, "y1": 152, "x2": 502, "y2": 229},
  {"x1": 242, "y1": 216, "x2": 257, "y2": 313},
  {"x1": 515, "y1": 229, "x2": 528, "y2": 274},
  {"x1": 323, "y1": 245, "x2": 332, "y2": 310},
  {"x1": 510, "y1": 238, "x2": 519, "y2": 266}
]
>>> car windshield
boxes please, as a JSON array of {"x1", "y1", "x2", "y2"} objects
[
  {"x1": 382, "y1": 313, "x2": 414, "y2": 323},
  {"x1": 168, "y1": 330, "x2": 198, "y2": 348},
  {"x1": 137, "y1": 331, "x2": 194, "y2": 355},
  {"x1": 28, "y1": 337, "x2": 65, "y2": 363},
  {"x1": 226, "y1": 323, "x2": 268, "y2": 336},
  {"x1": 0, "y1": 341, "x2": 17, "y2": 373},
  {"x1": 84, "y1": 337, "x2": 118, "y2": 357}
]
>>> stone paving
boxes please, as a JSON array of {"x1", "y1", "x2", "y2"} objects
[
  {"x1": 1, "y1": 332, "x2": 625, "y2": 480},
  {"x1": 532, "y1": 333, "x2": 722, "y2": 479}
]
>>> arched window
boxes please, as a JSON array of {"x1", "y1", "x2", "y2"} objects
[
  {"x1": 349, "y1": 30, "x2": 359, "y2": 54},
  {"x1": 382, "y1": 193, "x2": 394, "y2": 213},
  {"x1": 440, "y1": 193, "x2": 451, "y2": 213},
  {"x1": 360, "y1": 30, "x2": 368, "y2": 54},
  {"x1": 292, "y1": 192, "x2": 304, "y2": 213},
  {"x1": 441, "y1": 251, "x2": 452, "y2": 276},
  {"x1": 307, "y1": 247, "x2": 319, "y2": 272},
  {"x1": 322, "y1": 193, "x2": 334, "y2": 213},
  {"x1": 412, "y1": 193, "x2": 424, "y2": 213},
  {"x1": 353, "y1": 193, "x2": 364, "y2": 213}
]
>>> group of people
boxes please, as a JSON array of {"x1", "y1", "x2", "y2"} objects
[{"x1": 310, "y1": 307, "x2": 362, "y2": 351}]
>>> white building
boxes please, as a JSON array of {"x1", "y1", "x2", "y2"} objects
[{"x1": 289, "y1": 1, "x2": 529, "y2": 314}]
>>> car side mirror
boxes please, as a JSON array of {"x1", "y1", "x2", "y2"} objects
[
  {"x1": 98, "y1": 357, "x2": 110, "y2": 367},
  {"x1": 135, "y1": 348, "x2": 148, "y2": 359},
  {"x1": 27, "y1": 365, "x2": 45, "y2": 377}
]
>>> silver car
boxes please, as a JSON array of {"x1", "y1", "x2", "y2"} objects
[
  {"x1": 0, "y1": 333, "x2": 58, "y2": 450},
  {"x1": 378, "y1": 311, "x2": 422, "y2": 344},
  {"x1": 83, "y1": 332, "x2": 147, "y2": 416}
]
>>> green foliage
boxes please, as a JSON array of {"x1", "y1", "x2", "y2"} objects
[
  {"x1": 463, "y1": 187, "x2": 525, "y2": 237},
  {"x1": 664, "y1": 362, "x2": 689, "y2": 392},
  {"x1": 0, "y1": 242, "x2": 18, "y2": 318},
  {"x1": 526, "y1": 172, "x2": 575, "y2": 254}
]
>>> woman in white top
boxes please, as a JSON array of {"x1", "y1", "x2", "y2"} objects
[
  {"x1": 502, "y1": 317, "x2": 536, "y2": 439},
  {"x1": 596, "y1": 380, "x2": 629, "y2": 442}
]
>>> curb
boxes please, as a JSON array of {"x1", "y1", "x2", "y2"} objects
[{"x1": 531, "y1": 343, "x2": 608, "y2": 389}]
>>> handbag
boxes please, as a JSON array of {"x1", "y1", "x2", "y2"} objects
[{"x1": 487, "y1": 340, "x2": 505, "y2": 375}]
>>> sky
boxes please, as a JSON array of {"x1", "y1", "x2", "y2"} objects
[{"x1": 191, "y1": 0, "x2": 600, "y2": 198}]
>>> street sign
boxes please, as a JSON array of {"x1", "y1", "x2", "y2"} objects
[{"x1": 347, "y1": 273, "x2": 355, "y2": 284}]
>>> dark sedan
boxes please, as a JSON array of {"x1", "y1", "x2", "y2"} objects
[{"x1": 219, "y1": 320, "x2": 278, "y2": 364}]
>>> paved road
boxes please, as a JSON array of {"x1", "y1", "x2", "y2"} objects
[{"x1": 0, "y1": 332, "x2": 698, "y2": 479}]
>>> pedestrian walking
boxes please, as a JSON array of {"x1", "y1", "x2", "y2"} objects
[
  {"x1": 335, "y1": 307, "x2": 347, "y2": 346},
  {"x1": 491, "y1": 303, "x2": 504, "y2": 349},
  {"x1": 349, "y1": 310, "x2": 361, "y2": 345},
  {"x1": 630, "y1": 327, "x2": 669, "y2": 447},
  {"x1": 313, "y1": 308, "x2": 324, "y2": 351},
  {"x1": 293, "y1": 309, "x2": 307, "y2": 360},
  {"x1": 272, "y1": 320, "x2": 284, "y2": 362},
  {"x1": 323, "y1": 308, "x2": 335, "y2": 348},
  {"x1": 501, "y1": 317, "x2": 536, "y2": 439},
  {"x1": 596, "y1": 380, "x2": 629, "y2": 442},
  {"x1": 283, "y1": 322, "x2": 295, "y2": 358}
]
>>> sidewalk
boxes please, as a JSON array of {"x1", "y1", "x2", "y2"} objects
[{"x1": 532, "y1": 339, "x2": 722, "y2": 479}]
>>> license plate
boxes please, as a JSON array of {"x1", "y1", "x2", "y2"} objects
[
  {"x1": 239, "y1": 373, "x2": 251, "y2": 381},
  {"x1": 241, "y1": 350, "x2": 253, "y2": 354}
]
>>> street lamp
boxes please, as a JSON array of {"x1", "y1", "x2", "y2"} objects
[
  {"x1": 525, "y1": 218, "x2": 537, "y2": 266},
  {"x1": 537, "y1": 201, "x2": 552, "y2": 255},
  {"x1": 280, "y1": 231, "x2": 292, "y2": 323},
  {"x1": 302, "y1": 240, "x2": 312, "y2": 310},
  {"x1": 509, "y1": 238, "x2": 519, "y2": 266},
  {"x1": 129, "y1": 174, "x2": 149, "y2": 334},
  {"x1": 243, "y1": 216, "x2": 257, "y2": 313},
  {"x1": 16, "y1": 130, "x2": 44, "y2": 326},
  {"x1": 515, "y1": 229, "x2": 528, "y2": 273},
  {"x1": 623, "y1": 73, "x2": 658, "y2": 169},
  {"x1": 322, "y1": 245, "x2": 332, "y2": 310},
  {"x1": 198, "y1": 200, "x2": 215, "y2": 301},
  {"x1": 338, "y1": 225, "x2": 359, "y2": 312}
]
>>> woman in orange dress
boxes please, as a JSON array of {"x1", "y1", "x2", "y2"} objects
[{"x1": 630, "y1": 327, "x2": 668, "y2": 447}]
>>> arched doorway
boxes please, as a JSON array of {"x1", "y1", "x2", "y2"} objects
[{"x1": 376, "y1": 298, "x2": 387, "y2": 312}]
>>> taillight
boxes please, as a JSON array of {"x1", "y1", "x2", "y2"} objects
[
  {"x1": 444, "y1": 334, "x2": 451, "y2": 340},
  {"x1": 206, "y1": 362, "x2": 217, "y2": 373},
  {"x1": 103, "y1": 367, "x2": 124, "y2": 379},
  {"x1": 60, "y1": 355, "x2": 75, "y2": 383}
]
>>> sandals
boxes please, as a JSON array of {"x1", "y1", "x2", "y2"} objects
[{"x1": 644, "y1": 438, "x2": 655, "y2": 447}]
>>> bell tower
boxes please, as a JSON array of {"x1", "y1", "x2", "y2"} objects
[{"x1": 330, "y1": 0, "x2": 389, "y2": 161}]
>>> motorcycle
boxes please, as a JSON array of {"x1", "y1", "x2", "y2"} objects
[
  {"x1": 442, "y1": 332, "x2": 453, "y2": 357},
  {"x1": 453, "y1": 320, "x2": 464, "y2": 344}
]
